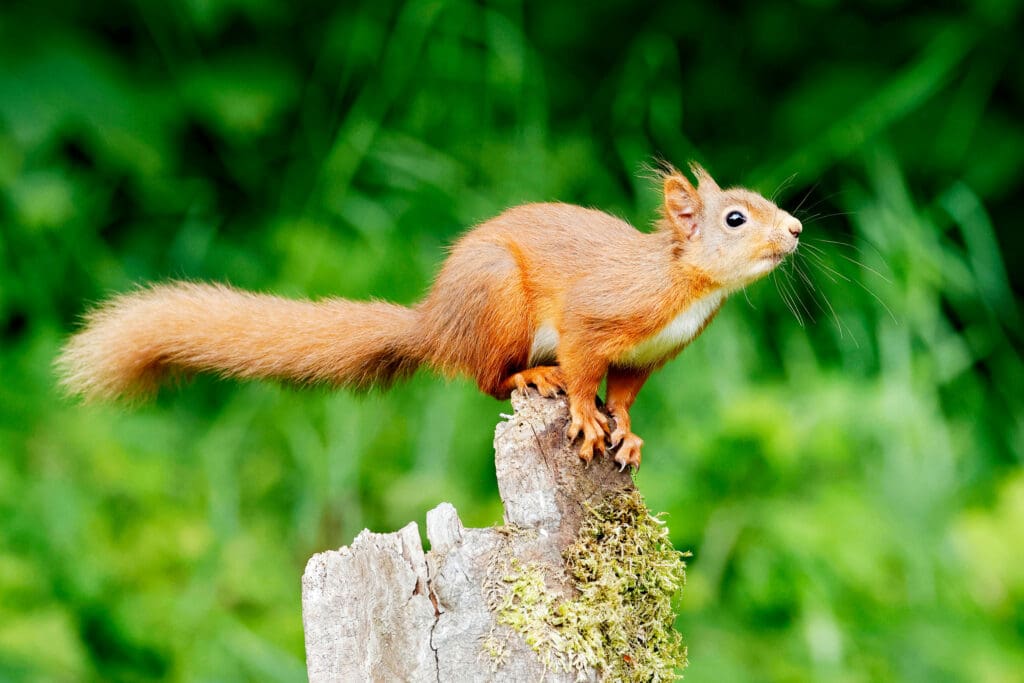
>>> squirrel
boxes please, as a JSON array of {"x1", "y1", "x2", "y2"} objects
[{"x1": 57, "y1": 162, "x2": 802, "y2": 470}]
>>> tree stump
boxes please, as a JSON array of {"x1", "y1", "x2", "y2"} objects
[{"x1": 301, "y1": 390, "x2": 685, "y2": 682}]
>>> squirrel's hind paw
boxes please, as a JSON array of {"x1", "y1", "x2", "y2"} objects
[
  {"x1": 507, "y1": 365, "x2": 565, "y2": 398},
  {"x1": 612, "y1": 433, "x2": 643, "y2": 472}
]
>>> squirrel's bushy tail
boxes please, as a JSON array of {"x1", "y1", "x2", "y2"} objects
[{"x1": 57, "y1": 282, "x2": 423, "y2": 401}]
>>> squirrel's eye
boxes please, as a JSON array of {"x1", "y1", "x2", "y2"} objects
[{"x1": 725, "y1": 210, "x2": 747, "y2": 228}]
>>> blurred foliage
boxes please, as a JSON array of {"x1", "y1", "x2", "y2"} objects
[{"x1": 1, "y1": 0, "x2": 1022, "y2": 680}]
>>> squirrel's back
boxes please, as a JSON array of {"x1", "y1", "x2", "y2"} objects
[{"x1": 469, "y1": 203, "x2": 644, "y2": 254}]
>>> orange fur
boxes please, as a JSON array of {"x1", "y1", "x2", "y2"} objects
[
  {"x1": 58, "y1": 163, "x2": 802, "y2": 467},
  {"x1": 57, "y1": 283, "x2": 420, "y2": 400}
]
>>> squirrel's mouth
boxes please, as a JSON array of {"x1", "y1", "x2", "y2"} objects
[
  {"x1": 748, "y1": 252, "x2": 787, "y2": 280},
  {"x1": 766, "y1": 241, "x2": 799, "y2": 263}
]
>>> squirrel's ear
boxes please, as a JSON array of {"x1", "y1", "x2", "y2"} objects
[
  {"x1": 688, "y1": 161, "x2": 721, "y2": 193},
  {"x1": 663, "y1": 174, "x2": 701, "y2": 240}
]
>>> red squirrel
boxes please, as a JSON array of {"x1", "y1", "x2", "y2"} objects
[{"x1": 58, "y1": 163, "x2": 802, "y2": 470}]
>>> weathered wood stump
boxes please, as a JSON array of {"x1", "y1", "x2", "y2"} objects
[{"x1": 301, "y1": 390, "x2": 685, "y2": 682}]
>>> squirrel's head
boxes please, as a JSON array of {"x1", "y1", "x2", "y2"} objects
[{"x1": 660, "y1": 162, "x2": 802, "y2": 289}]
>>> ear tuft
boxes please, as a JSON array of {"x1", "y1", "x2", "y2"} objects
[{"x1": 687, "y1": 161, "x2": 721, "y2": 192}]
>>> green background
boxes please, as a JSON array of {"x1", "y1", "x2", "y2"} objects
[{"x1": 2, "y1": 0, "x2": 1022, "y2": 680}]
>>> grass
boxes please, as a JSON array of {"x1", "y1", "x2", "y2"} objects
[{"x1": 1, "y1": 0, "x2": 1022, "y2": 680}]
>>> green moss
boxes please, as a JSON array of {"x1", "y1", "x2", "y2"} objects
[{"x1": 486, "y1": 491, "x2": 688, "y2": 681}]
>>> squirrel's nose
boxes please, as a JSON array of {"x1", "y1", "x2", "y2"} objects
[{"x1": 786, "y1": 217, "x2": 803, "y2": 237}]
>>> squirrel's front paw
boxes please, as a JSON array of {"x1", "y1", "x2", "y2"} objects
[
  {"x1": 568, "y1": 407, "x2": 610, "y2": 463},
  {"x1": 612, "y1": 433, "x2": 643, "y2": 472}
]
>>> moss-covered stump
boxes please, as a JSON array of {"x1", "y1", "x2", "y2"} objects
[
  {"x1": 302, "y1": 391, "x2": 688, "y2": 682},
  {"x1": 486, "y1": 491, "x2": 688, "y2": 680}
]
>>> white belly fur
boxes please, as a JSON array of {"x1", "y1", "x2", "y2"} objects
[
  {"x1": 529, "y1": 322, "x2": 560, "y2": 364},
  {"x1": 528, "y1": 291, "x2": 726, "y2": 367}
]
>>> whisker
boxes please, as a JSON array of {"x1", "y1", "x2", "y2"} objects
[
  {"x1": 855, "y1": 279, "x2": 897, "y2": 323},
  {"x1": 792, "y1": 188, "x2": 849, "y2": 218},
  {"x1": 770, "y1": 272, "x2": 796, "y2": 323},
  {"x1": 801, "y1": 249, "x2": 849, "y2": 283},
  {"x1": 790, "y1": 181, "x2": 821, "y2": 216},
  {"x1": 808, "y1": 237, "x2": 861, "y2": 248},
  {"x1": 799, "y1": 241, "x2": 829, "y2": 254},
  {"x1": 800, "y1": 210, "x2": 857, "y2": 223},
  {"x1": 805, "y1": 237, "x2": 886, "y2": 264},
  {"x1": 801, "y1": 248, "x2": 898, "y2": 324},
  {"x1": 800, "y1": 242, "x2": 840, "y2": 264},
  {"x1": 791, "y1": 255, "x2": 850, "y2": 340},
  {"x1": 785, "y1": 263, "x2": 817, "y2": 323},
  {"x1": 790, "y1": 256, "x2": 820, "y2": 295},
  {"x1": 831, "y1": 252, "x2": 893, "y2": 283},
  {"x1": 801, "y1": 241, "x2": 895, "y2": 293},
  {"x1": 741, "y1": 285, "x2": 755, "y2": 309},
  {"x1": 771, "y1": 172, "x2": 799, "y2": 203},
  {"x1": 773, "y1": 269, "x2": 805, "y2": 326}
]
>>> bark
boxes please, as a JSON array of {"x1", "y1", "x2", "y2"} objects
[{"x1": 302, "y1": 390, "x2": 635, "y2": 682}]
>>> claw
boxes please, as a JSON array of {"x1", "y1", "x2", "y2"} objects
[
  {"x1": 578, "y1": 439, "x2": 594, "y2": 463},
  {"x1": 612, "y1": 433, "x2": 644, "y2": 472},
  {"x1": 568, "y1": 420, "x2": 581, "y2": 442},
  {"x1": 510, "y1": 366, "x2": 566, "y2": 399},
  {"x1": 567, "y1": 394, "x2": 618, "y2": 467}
]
